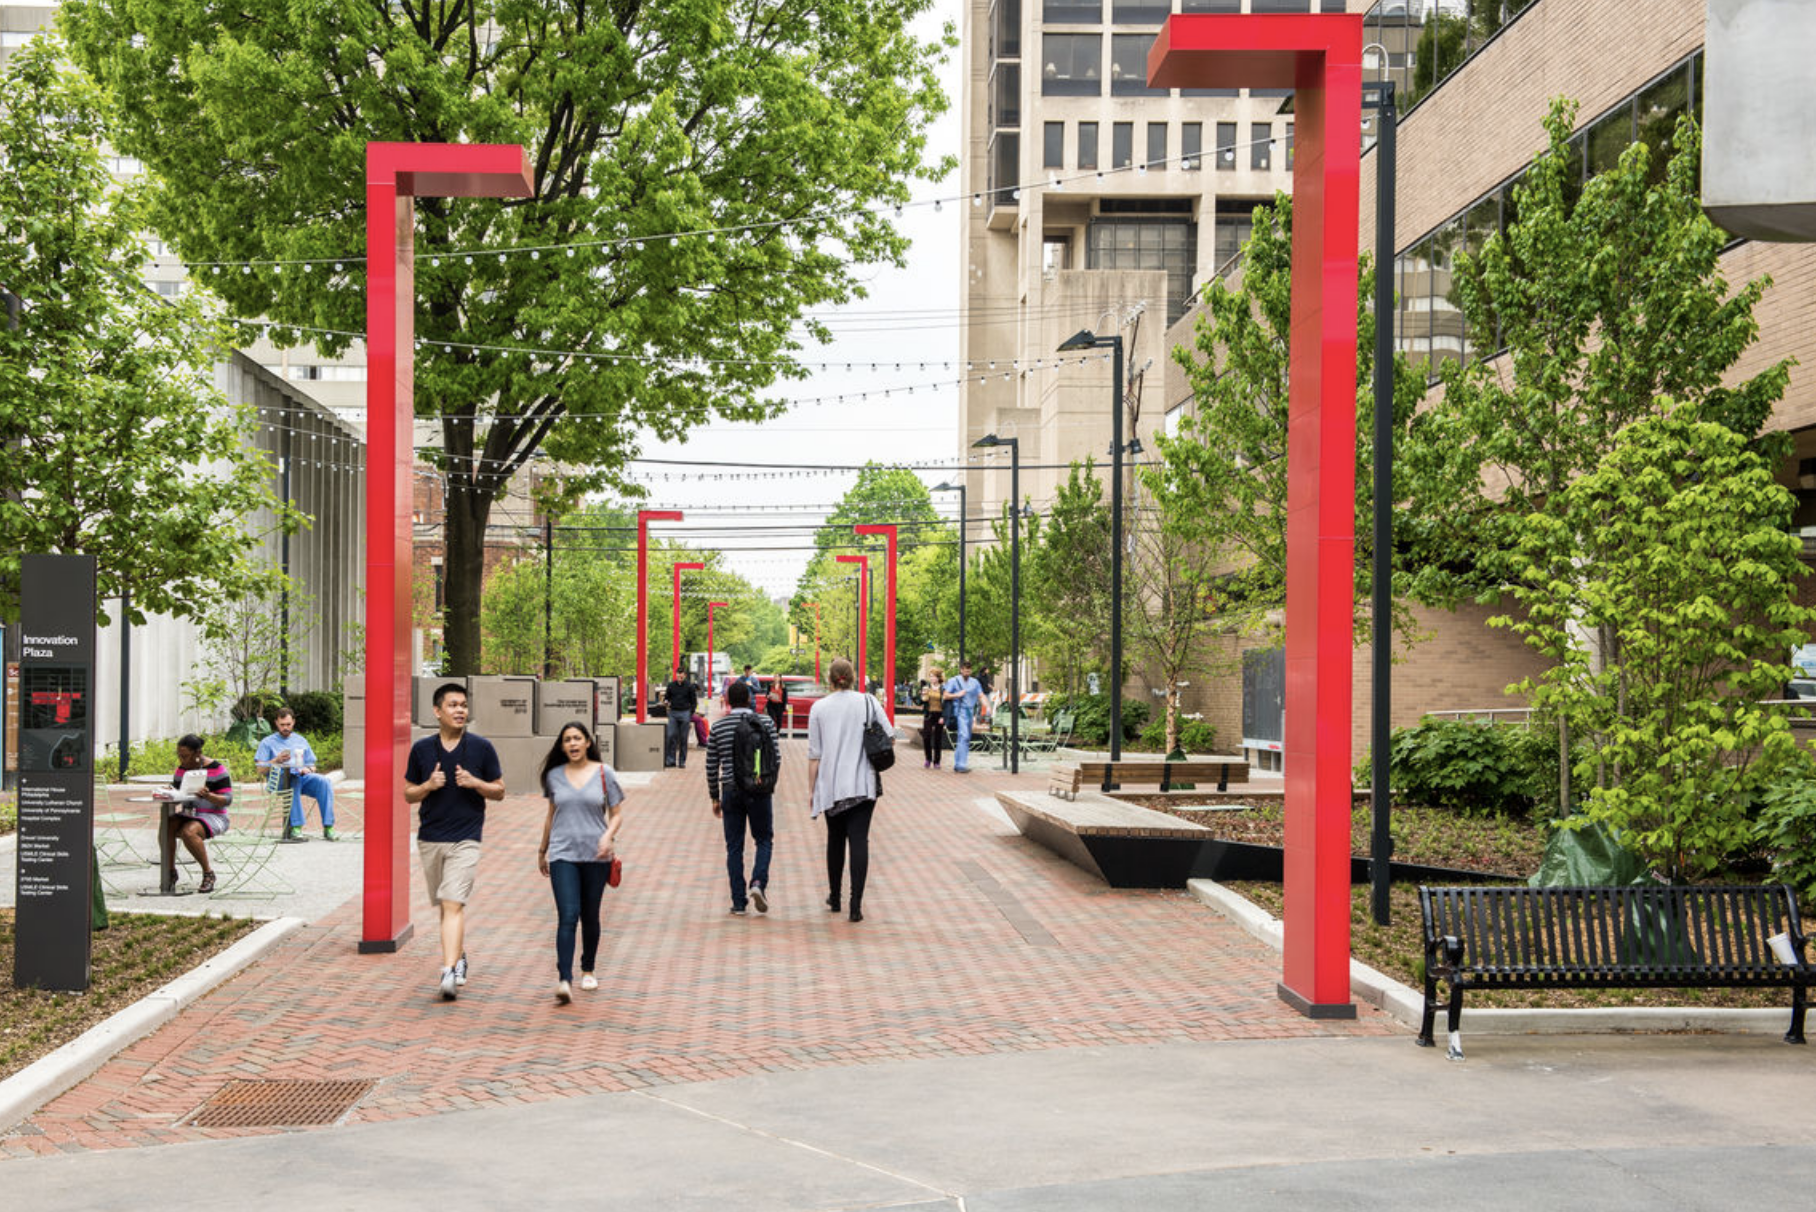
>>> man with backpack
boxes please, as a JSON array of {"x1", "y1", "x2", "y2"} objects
[{"x1": 705, "y1": 679, "x2": 782, "y2": 916}]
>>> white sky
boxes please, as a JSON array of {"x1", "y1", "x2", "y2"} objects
[{"x1": 629, "y1": 1, "x2": 967, "y2": 600}]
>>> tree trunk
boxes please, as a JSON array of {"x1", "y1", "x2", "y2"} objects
[{"x1": 443, "y1": 485, "x2": 497, "y2": 675}]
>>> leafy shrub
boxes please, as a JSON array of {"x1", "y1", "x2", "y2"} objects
[
  {"x1": 1356, "y1": 718, "x2": 1558, "y2": 816},
  {"x1": 1046, "y1": 693, "x2": 1148, "y2": 746},
  {"x1": 1757, "y1": 764, "x2": 1816, "y2": 904},
  {"x1": 283, "y1": 690, "x2": 343, "y2": 736},
  {"x1": 1132, "y1": 717, "x2": 1219, "y2": 754}
]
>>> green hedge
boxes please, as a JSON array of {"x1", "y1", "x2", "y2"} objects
[
  {"x1": 1045, "y1": 693, "x2": 1147, "y2": 746},
  {"x1": 125, "y1": 730, "x2": 345, "y2": 785},
  {"x1": 1354, "y1": 718, "x2": 1561, "y2": 817}
]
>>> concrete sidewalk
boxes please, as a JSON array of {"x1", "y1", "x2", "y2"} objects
[{"x1": 4, "y1": 1037, "x2": 1812, "y2": 1209}]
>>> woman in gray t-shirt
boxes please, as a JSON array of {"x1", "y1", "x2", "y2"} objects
[
  {"x1": 808, "y1": 657, "x2": 882, "y2": 922},
  {"x1": 536, "y1": 721, "x2": 626, "y2": 1003}
]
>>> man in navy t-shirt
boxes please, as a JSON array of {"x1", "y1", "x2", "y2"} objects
[{"x1": 404, "y1": 682, "x2": 505, "y2": 1001}]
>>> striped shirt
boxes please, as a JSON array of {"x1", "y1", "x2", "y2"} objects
[
  {"x1": 704, "y1": 707, "x2": 781, "y2": 802},
  {"x1": 172, "y1": 759, "x2": 233, "y2": 828}
]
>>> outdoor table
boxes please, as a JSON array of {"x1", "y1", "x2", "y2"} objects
[{"x1": 125, "y1": 794, "x2": 192, "y2": 895}]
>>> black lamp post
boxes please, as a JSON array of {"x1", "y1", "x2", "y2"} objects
[
  {"x1": 1057, "y1": 327, "x2": 1127, "y2": 760},
  {"x1": 971, "y1": 434, "x2": 1020, "y2": 775},
  {"x1": 1363, "y1": 76, "x2": 1398, "y2": 927},
  {"x1": 932, "y1": 480, "x2": 967, "y2": 666}
]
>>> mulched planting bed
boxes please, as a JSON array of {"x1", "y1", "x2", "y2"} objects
[
  {"x1": 1126, "y1": 797, "x2": 1547, "y2": 876},
  {"x1": 0, "y1": 909, "x2": 260, "y2": 1078},
  {"x1": 1226, "y1": 881, "x2": 1794, "y2": 1011}
]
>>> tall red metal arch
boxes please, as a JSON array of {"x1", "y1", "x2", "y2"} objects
[
  {"x1": 362, "y1": 143, "x2": 534, "y2": 954},
  {"x1": 854, "y1": 524, "x2": 898, "y2": 724},
  {"x1": 1151, "y1": 13, "x2": 1361, "y2": 1017}
]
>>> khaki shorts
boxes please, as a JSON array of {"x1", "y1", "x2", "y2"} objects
[{"x1": 418, "y1": 839, "x2": 482, "y2": 907}]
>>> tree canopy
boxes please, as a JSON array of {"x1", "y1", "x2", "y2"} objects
[
  {"x1": 60, "y1": 0, "x2": 953, "y2": 669},
  {"x1": 0, "y1": 36, "x2": 291, "y2": 626}
]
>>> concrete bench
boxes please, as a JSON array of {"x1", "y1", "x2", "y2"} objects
[{"x1": 997, "y1": 789, "x2": 1219, "y2": 887}]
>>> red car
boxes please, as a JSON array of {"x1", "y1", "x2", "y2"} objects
[{"x1": 718, "y1": 674, "x2": 826, "y2": 732}]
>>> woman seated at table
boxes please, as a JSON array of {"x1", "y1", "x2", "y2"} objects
[{"x1": 164, "y1": 733, "x2": 233, "y2": 893}]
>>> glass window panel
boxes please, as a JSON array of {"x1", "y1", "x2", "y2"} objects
[
  {"x1": 992, "y1": 0, "x2": 1022, "y2": 58},
  {"x1": 1216, "y1": 122, "x2": 1237, "y2": 172},
  {"x1": 989, "y1": 132, "x2": 1020, "y2": 205},
  {"x1": 1585, "y1": 102, "x2": 1633, "y2": 179},
  {"x1": 1429, "y1": 217, "x2": 1466, "y2": 375},
  {"x1": 1041, "y1": 33, "x2": 1102, "y2": 96},
  {"x1": 1251, "y1": 122, "x2": 1272, "y2": 171},
  {"x1": 1111, "y1": 33, "x2": 1164, "y2": 96},
  {"x1": 1044, "y1": 0, "x2": 1102, "y2": 23},
  {"x1": 1636, "y1": 65, "x2": 1689, "y2": 186},
  {"x1": 1252, "y1": 0, "x2": 1312, "y2": 11},
  {"x1": 1463, "y1": 195, "x2": 1500, "y2": 361},
  {"x1": 1180, "y1": 0, "x2": 1240, "y2": 12},
  {"x1": 1181, "y1": 88, "x2": 1241, "y2": 98},
  {"x1": 1563, "y1": 131, "x2": 1586, "y2": 211},
  {"x1": 1285, "y1": 123, "x2": 1294, "y2": 171},
  {"x1": 991, "y1": 62, "x2": 1020, "y2": 129},
  {"x1": 1044, "y1": 122, "x2": 1065, "y2": 169},
  {"x1": 1181, "y1": 122, "x2": 1202, "y2": 171},
  {"x1": 1402, "y1": 238, "x2": 1433, "y2": 375},
  {"x1": 1111, "y1": 1, "x2": 1171, "y2": 23},
  {"x1": 1146, "y1": 122, "x2": 1167, "y2": 170},
  {"x1": 1112, "y1": 121, "x2": 1133, "y2": 169},
  {"x1": 1078, "y1": 121, "x2": 1099, "y2": 170}
]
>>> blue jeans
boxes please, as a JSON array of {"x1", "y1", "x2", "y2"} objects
[
  {"x1": 549, "y1": 859, "x2": 611, "y2": 982},
  {"x1": 954, "y1": 704, "x2": 974, "y2": 770},
  {"x1": 665, "y1": 710, "x2": 693, "y2": 766},
  {"x1": 721, "y1": 787, "x2": 773, "y2": 911},
  {"x1": 284, "y1": 771, "x2": 335, "y2": 829}
]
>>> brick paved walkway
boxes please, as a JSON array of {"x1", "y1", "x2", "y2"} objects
[{"x1": 3, "y1": 745, "x2": 1391, "y2": 1158}]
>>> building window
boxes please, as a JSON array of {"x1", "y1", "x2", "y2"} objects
[
  {"x1": 990, "y1": 131, "x2": 1021, "y2": 204},
  {"x1": 151, "y1": 281, "x2": 183, "y2": 298},
  {"x1": 1180, "y1": 0, "x2": 1240, "y2": 12},
  {"x1": 991, "y1": 62, "x2": 1021, "y2": 129},
  {"x1": 1043, "y1": 237, "x2": 1072, "y2": 277},
  {"x1": 1110, "y1": 33, "x2": 1164, "y2": 96},
  {"x1": 1044, "y1": 0, "x2": 1102, "y2": 24},
  {"x1": 993, "y1": 0, "x2": 1022, "y2": 59},
  {"x1": 1044, "y1": 122, "x2": 1065, "y2": 169},
  {"x1": 1213, "y1": 198, "x2": 1267, "y2": 275},
  {"x1": 1251, "y1": 0, "x2": 1314, "y2": 11},
  {"x1": 1088, "y1": 218, "x2": 1199, "y2": 327},
  {"x1": 1216, "y1": 122, "x2": 1237, "y2": 171},
  {"x1": 1285, "y1": 123, "x2": 1294, "y2": 171},
  {"x1": 1251, "y1": 122, "x2": 1272, "y2": 171},
  {"x1": 1181, "y1": 123, "x2": 1202, "y2": 171},
  {"x1": 1042, "y1": 33, "x2": 1102, "y2": 96},
  {"x1": 1111, "y1": 1, "x2": 1171, "y2": 23},
  {"x1": 1146, "y1": 123, "x2": 1167, "y2": 171},
  {"x1": 1078, "y1": 121, "x2": 1099, "y2": 170},
  {"x1": 1112, "y1": 121, "x2": 1133, "y2": 170}
]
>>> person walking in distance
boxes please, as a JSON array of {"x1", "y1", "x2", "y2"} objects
[
  {"x1": 921, "y1": 667, "x2": 947, "y2": 769},
  {"x1": 663, "y1": 665, "x2": 698, "y2": 769},
  {"x1": 536, "y1": 721, "x2": 625, "y2": 1004},
  {"x1": 808, "y1": 657, "x2": 880, "y2": 922},
  {"x1": 943, "y1": 661, "x2": 983, "y2": 774},
  {"x1": 706, "y1": 680, "x2": 782, "y2": 916},
  {"x1": 404, "y1": 683, "x2": 506, "y2": 1000},
  {"x1": 764, "y1": 672, "x2": 789, "y2": 735}
]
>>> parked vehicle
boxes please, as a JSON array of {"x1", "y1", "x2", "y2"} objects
[{"x1": 718, "y1": 673, "x2": 826, "y2": 731}]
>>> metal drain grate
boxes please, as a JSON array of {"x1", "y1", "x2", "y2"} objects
[{"x1": 187, "y1": 1079, "x2": 376, "y2": 1128}]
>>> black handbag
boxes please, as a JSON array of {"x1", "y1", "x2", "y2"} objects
[{"x1": 863, "y1": 695, "x2": 896, "y2": 772}]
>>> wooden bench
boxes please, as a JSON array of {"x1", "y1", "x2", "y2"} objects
[
  {"x1": 1418, "y1": 884, "x2": 1814, "y2": 1059},
  {"x1": 1048, "y1": 757, "x2": 1249, "y2": 799}
]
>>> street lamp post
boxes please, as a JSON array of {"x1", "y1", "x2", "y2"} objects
[
  {"x1": 635, "y1": 509, "x2": 683, "y2": 724},
  {"x1": 972, "y1": 434, "x2": 1021, "y2": 775},
  {"x1": 835, "y1": 554, "x2": 869, "y2": 689},
  {"x1": 672, "y1": 560, "x2": 704, "y2": 677},
  {"x1": 1363, "y1": 75, "x2": 1398, "y2": 927},
  {"x1": 932, "y1": 481, "x2": 967, "y2": 666},
  {"x1": 1057, "y1": 328, "x2": 1127, "y2": 761}
]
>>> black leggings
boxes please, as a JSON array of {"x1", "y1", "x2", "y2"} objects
[
  {"x1": 825, "y1": 800, "x2": 876, "y2": 909},
  {"x1": 922, "y1": 712, "x2": 946, "y2": 763}
]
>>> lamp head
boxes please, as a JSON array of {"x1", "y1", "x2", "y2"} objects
[
  {"x1": 972, "y1": 434, "x2": 1002, "y2": 449},
  {"x1": 932, "y1": 481, "x2": 960, "y2": 492},
  {"x1": 1057, "y1": 328, "x2": 1099, "y2": 352}
]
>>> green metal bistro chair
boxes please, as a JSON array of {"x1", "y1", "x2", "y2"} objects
[{"x1": 211, "y1": 785, "x2": 295, "y2": 899}]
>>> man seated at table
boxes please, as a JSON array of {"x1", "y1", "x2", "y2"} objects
[
  {"x1": 165, "y1": 734, "x2": 232, "y2": 893},
  {"x1": 256, "y1": 707, "x2": 337, "y2": 842}
]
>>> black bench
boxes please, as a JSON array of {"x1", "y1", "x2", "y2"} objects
[{"x1": 1418, "y1": 884, "x2": 1813, "y2": 1059}]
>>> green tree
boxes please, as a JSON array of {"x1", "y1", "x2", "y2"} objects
[
  {"x1": 183, "y1": 570, "x2": 304, "y2": 743},
  {"x1": 1153, "y1": 192, "x2": 1423, "y2": 641},
  {"x1": 62, "y1": 0, "x2": 953, "y2": 671},
  {"x1": 1497, "y1": 408, "x2": 1814, "y2": 881},
  {"x1": 1024, "y1": 461, "x2": 1112, "y2": 696},
  {"x1": 0, "y1": 37, "x2": 292, "y2": 626}
]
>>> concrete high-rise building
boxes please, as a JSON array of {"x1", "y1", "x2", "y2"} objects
[{"x1": 959, "y1": 1, "x2": 1348, "y2": 519}]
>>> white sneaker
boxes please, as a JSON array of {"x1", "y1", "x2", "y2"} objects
[
  {"x1": 749, "y1": 884, "x2": 769, "y2": 914},
  {"x1": 556, "y1": 980, "x2": 573, "y2": 1004},
  {"x1": 438, "y1": 968, "x2": 458, "y2": 1001},
  {"x1": 580, "y1": 973, "x2": 598, "y2": 991},
  {"x1": 453, "y1": 954, "x2": 469, "y2": 986}
]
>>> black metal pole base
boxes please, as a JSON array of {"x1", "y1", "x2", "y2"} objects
[
  {"x1": 357, "y1": 922, "x2": 415, "y2": 955},
  {"x1": 1277, "y1": 981, "x2": 1358, "y2": 1020}
]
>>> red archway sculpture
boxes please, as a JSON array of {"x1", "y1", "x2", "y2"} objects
[
  {"x1": 1150, "y1": 13, "x2": 1362, "y2": 1017},
  {"x1": 361, "y1": 143, "x2": 534, "y2": 954}
]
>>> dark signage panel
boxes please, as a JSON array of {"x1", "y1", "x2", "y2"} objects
[{"x1": 14, "y1": 554, "x2": 96, "y2": 992}]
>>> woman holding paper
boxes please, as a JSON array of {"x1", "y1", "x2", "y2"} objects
[{"x1": 162, "y1": 734, "x2": 234, "y2": 893}]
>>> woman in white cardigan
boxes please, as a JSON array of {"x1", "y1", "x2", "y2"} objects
[{"x1": 807, "y1": 657, "x2": 881, "y2": 922}]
